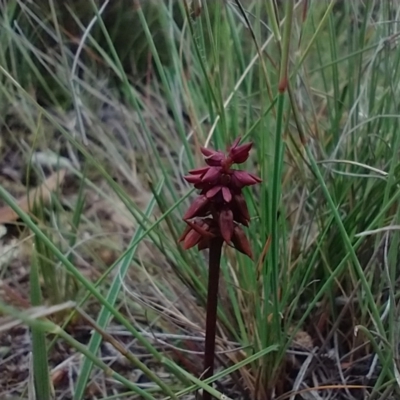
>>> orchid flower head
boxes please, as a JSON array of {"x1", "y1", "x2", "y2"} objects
[{"x1": 180, "y1": 137, "x2": 261, "y2": 259}]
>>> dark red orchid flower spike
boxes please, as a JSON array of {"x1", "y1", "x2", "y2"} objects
[
  {"x1": 179, "y1": 137, "x2": 261, "y2": 400},
  {"x1": 179, "y1": 136, "x2": 261, "y2": 259}
]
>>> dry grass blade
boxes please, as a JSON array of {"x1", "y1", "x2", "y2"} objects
[{"x1": 0, "y1": 169, "x2": 66, "y2": 223}]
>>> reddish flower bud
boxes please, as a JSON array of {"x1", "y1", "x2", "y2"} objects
[
  {"x1": 250, "y1": 173, "x2": 262, "y2": 183},
  {"x1": 219, "y1": 209, "x2": 234, "y2": 243},
  {"x1": 200, "y1": 147, "x2": 225, "y2": 166},
  {"x1": 179, "y1": 218, "x2": 216, "y2": 250},
  {"x1": 200, "y1": 147, "x2": 217, "y2": 157},
  {"x1": 232, "y1": 225, "x2": 253, "y2": 259},
  {"x1": 201, "y1": 166, "x2": 221, "y2": 184},
  {"x1": 184, "y1": 174, "x2": 202, "y2": 184},
  {"x1": 180, "y1": 137, "x2": 260, "y2": 257},
  {"x1": 178, "y1": 224, "x2": 192, "y2": 243},
  {"x1": 185, "y1": 218, "x2": 215, "y2": 238},
  {"x1": 231, "y1": 170, "x2": 261, "y2": 188},
  {"x1": 229, "y1": 142, "x2": 253, "y2": 164},
  {"x1": 232, "y1": 193, "x2": 250, "y2": 224},
  {"x1": 221, "y1": 187, "x2": 232, "y2": 203},
  {"x1": 183, "y1": 195, "x2": 210, "y2": 220},
  {"x1": 189, "y1": 166, "x2": 210, "y2": 175},
  {"x1": 182, "y1": 228, "x2": 202, "y2": 249},
  {"x1": 206, "y1": 185, "x2": 222, "y2": 199}
]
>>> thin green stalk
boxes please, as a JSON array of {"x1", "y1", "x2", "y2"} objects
[
  {"x1": 30, "y1": 247, "x2": 51, "y2": 400},
  {"x1": 293, "y1": 1, "x2": 336, "y2": 75},
  {"x1": 277, "y1": 1, "x2": 294, "y2": 92},
  {"x1": 305, "y1": 146, "x2": 385, "y2": 335},
  {"x1": 0, "y1": 301, "x2": 157, "y2": 400},
  {"x1": 73, "y1": 180, "x2": 179, "y2": 400},
  {"x1": 265, "y1": 0, "x2": 281, "y2": 42},
  {"x1": 267, "y1": 0, "x2": 294, "y2": 348},
  {"x1": 165, "y1": 344, "x2": 279, "y2": 399},
  {"x1": 0, "y1": 183, "x2": 187, "y2": 391}
]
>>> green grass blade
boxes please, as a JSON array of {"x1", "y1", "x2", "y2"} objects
[
  {"x1": 73, "y1": 178, "x2": 178, "y2": 400},
  {"x1": 30, "y1": 245, "x2": 52, "y2": 400}
]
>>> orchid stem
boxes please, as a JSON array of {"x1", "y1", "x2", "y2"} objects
[{"x1": 203, "y1": 238, "x2": 223, "y2": 400}]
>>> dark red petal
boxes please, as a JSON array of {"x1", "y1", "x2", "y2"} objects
[
  {"x1": 201, "y1": 167, "x2": 221, "y2": 184},
  {"x1": 232, "y1": 170, "x2": 260, "y2": 187},
  {"x1": 232, "y1": 193, "x2": 250, "y2": 221},
  {"x1": 206, "y1": 185, "x2": 222, "y2": 199},
  {"x1": 189, "y1": 166, "x2": 210, "y2": 175},
  {"x1": 230, "y1": 172, "x2": 243, "y2": 189},
  {"x1": 232, "y1": 226, "x2": 253, "y2": 259},
  {"x1": 229, "y1": 142, "x2": 253, "y2": 164},
  {"x1": 249, "y1": 172, "x2": 262, "y2": 183},
  {"x1": 200, "y1": 147, "x2": 225, "y2": 164},
  {"x1": 178, "y1": 225, "x2": 191, "y2": 243},
  {"x1": 204, "y1": 152, "x2": 225, "y2": 167},
  {"x1": 200, "y1": 147, "x2": 218, "y2": 157},
  {"x1": 219, "y1": 209, "x2": 234, "y2": 243},
  {"x1": 232, "y1": 142, "x2": 252, "y2": 153},
  {"x1": 221, "y1": 186, "x2": 232, "y2": 203},
  {"x1": 185, "y1": 219, "x2": 214, "y2": 238},
  {"x1": 184, "y1": 175, "x2": 202, "y2": 184},
  {"x1": 183, "y1": 229, "x2": 202, "y2": 249},
  {"x1": 183, "y1": 196, "x2": 210, "y2": 220}
]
